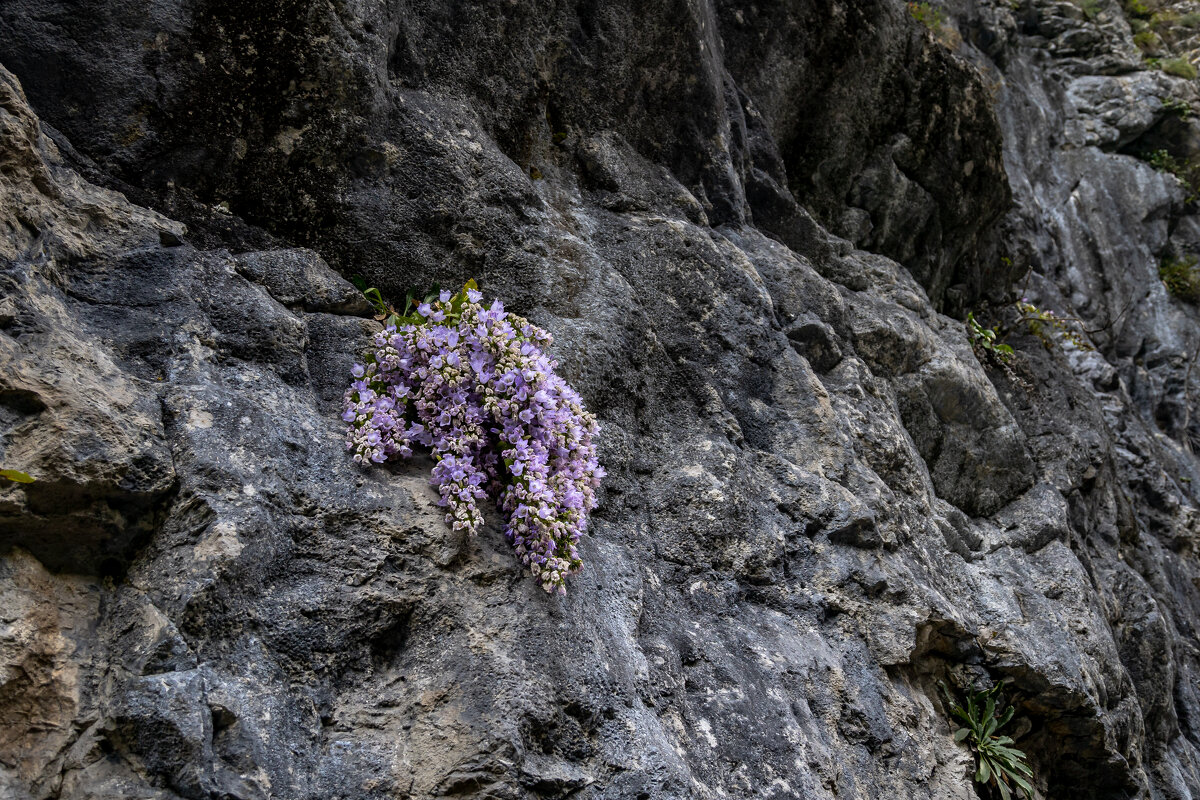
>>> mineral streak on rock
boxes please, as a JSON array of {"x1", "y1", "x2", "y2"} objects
[{"x1": 0, "y1": 0, "x2": 1199, "y2": 797}]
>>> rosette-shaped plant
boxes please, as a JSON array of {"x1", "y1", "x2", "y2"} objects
[{"x1": 342, "y1": 282, "x2": 604, "y2": 593}]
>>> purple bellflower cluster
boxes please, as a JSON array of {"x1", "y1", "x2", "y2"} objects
[{"x1": 342, "y1": 281, "x2": 604, "y2": 593}]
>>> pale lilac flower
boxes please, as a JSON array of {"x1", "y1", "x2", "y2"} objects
[{"x1": 341, "y1": 286, "x2": 603, "y2": 593}]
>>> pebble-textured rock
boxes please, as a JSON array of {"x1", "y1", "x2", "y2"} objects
[{"x1": 2, "y1": 0, "x2": 1200, "y2": 798}]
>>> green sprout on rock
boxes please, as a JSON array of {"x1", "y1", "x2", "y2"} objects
[
  {"x1": 968, "y1": 312, "x2": 1014, "y2": 362},
  {"x1": 1134, "y1": 30, "x2": 1164, "y2": 53},
  {"x1": 941, "y1": 681, "x2": 1037, "y2": 800},
  {"x1": 1162, "y1": 97, "x2": 1194, "y2": 118},
  {"x1": 0, "y1": 469, "x2": 34, "y2": 483},
  {"x1": 908, "y1": 0, "x2": 947, "y2": 28},
  {"x1": 356, "y1": 280, "x2": 475, "y2": 328},
  {"x1": 1160, "y1": 254, "x2": 1200, "y2": 301},
  {"x1": 1124, "y1": 0, "x2": 1152, "y2": 19},
  {"x1": 906, "y1": 0, "x2": 962, "y2": 46},
  {"x1": 1163, "y1": 57, "x2": 1199, "y2": 79},
  {"x1": 1141, "y1": 149, "x2": 1200, "y2": 203}
]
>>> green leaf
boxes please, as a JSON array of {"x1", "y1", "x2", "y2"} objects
[
  {"x1": 998, "y1": 705, "x2": 1015, "y2": 728},
  {"x1": 349, "y1": 274, "x2": 368, "y2": 291},
  {"x1": 954, "y1": 727, "x2": 970, "y2": 742},
  {"x1": 363, "y1": 287, "x2": 390, "y2": 316},
  {"x1": 464, "y1": 278, "x2": 478, "y2": 292},
  {"x1": 977, "y1": 757, "x2": 991, "y2": 783},
  {"x1": 996, "y1": 775, "x2": 1012, "y2": 800},
  {"x1": 0, "y1": 469, "x2": 34, "y2": 483},
  {"x1": 1005, "y1": 754, "x2": 1033, "y2": 776},
  {"x1": 992, "y1": 745, "x2": 1027, "y2": 760},
  {"x1": 1009, "y1": 770, "x2": 1035, "y2": 796}
]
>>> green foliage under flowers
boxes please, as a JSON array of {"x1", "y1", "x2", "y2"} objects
[
  {"x1": 0, "y1": 469, "x2": 34, "y2": 483},
  {"x1": 967, "y1": 312, "x2": 1013, "y2": 362},
  {"x1": 1160, "y1": 254, "x2": 1200, "y2": 301},
  {"x1": 352, "y1": 277, "x2": 479, "y2": 329},
  {"x1": 940, "y1": 681, "x2": 1036, "y2": 800}
]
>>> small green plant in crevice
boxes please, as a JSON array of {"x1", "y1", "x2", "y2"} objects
[
  {"x1": 908, "y1": 0, "x2": 947, "y2": 29},
  {"x1": 907, "y1": 0, "x2": 962, "y2": 46},
  {"x1": 1141, "y1": 148, "x2": 1200, "y2": 203},
  {"x1": 907, "y1": 0, "x2": 955, "y2": 34},
  {"x1": 968, "y1": 312, "x2": 1014, "y2": 362},
  {"x1": 1160, "y1": 254, "x2": 1200, "y2": 301},
  {"x1": 351, "y1": 276, "x2": 451, "y2": 328},
  {"x1": 1161, "y1": 56, "x2": 1199, "y2": 79},
  {"x1": 1147, "y1": 148, "x2": 1177, "y2": 172},
  {"x1": 1124, "y1": 0, "x2": 1152, "y2": 19},
  {"x1": 1145, "y1": 8, "x2": 1189, "y2": 46},
  {"x1": 1016, "y1": 298, "x2": 1093, "y2": 351},
  {"x1": 1076, "y1": 0, "x2": 1104, "y2": 19},
  {"x1": 940, "y1": 681, "x2": 1037, "y2": 800},
  {"x1": 1163, "y1": 96, "x2": 1194, "y2": 118},
  {"x1": 966, "y1": 308, "x2": 1030, "y2": 388},
  {"x1": 0, "y1": 469, "x2": 34, "y2": 483},
  {"x1": 1134, "y1": 29, "x2": 1164, "y2": 53}
]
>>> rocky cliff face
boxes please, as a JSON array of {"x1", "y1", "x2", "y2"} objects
[{"x1": 2, "y1": 0, "x2": 1200, "y2": 798}]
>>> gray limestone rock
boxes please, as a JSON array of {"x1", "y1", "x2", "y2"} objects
[{"x1": 1, "y1": 1, "x2": 1200, "y2": 799}]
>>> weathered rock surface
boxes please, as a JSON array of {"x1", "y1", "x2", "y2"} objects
[{"x1": 0, "y1": 0, "x2": 1199, "y2": 798}]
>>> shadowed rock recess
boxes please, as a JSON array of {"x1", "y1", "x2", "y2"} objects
[{"x1": 3, "y1": 0, "x2": 1200, "y2": 796}]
